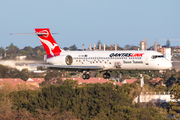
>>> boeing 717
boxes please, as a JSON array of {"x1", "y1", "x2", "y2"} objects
[{"x1": 12, "y1": 28, "x2": 172, "y2": 79}]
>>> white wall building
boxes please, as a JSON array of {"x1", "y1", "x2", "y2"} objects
[
  {"x1": 133, "y1": 92, "x2": 177, "y2": 103},
  {"x1": 164, "y1": 48, "x2": 171, "y2": 62}
]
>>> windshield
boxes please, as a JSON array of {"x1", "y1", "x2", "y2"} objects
[{"x1": 151, "y1": 55, "x2": 164, "y2": 59}]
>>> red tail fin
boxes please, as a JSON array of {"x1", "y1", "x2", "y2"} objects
[{"x1": 35, "y1": 28, "x2": 62, "y2": 58}]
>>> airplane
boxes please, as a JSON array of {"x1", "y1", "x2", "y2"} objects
[{"x1": 12, "y1": 28, "x2": 172, "y2": 79}]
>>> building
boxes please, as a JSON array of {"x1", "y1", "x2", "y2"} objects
[
  {"x1": 26, "y1": 78, "x2": 45, "y2": 87},
  {"x1": 133, "y1": 92, "x2": 174, "y2": 103},
  {"x1": 16, "y1": 55, "x2": 27, "y2": 60},
  {"x1": 140, "y1": 39, "x2": 147, "y2": 50},
  {"x1": 164, "y1": 48, "x2": 171, "y2": 61},
  {"x1": 122, "y1": 79, "x2": 138, "y2": 84},
  {"x1": 157, "y1": 47, "x2": 164, "y2": 55},
  {"x1": 61, "y1": 77, "x2": 111, "y2": 85},
  {"x1": 149, "y1": 77, "x2": 162, "y2": 85},
  {"x1": 0, "y1": 78, "x2": 26, "y2": 87}
]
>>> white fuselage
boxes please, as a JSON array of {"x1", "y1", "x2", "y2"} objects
[{"x1": 46, "y1": 50, "x2": 172, "y2": 71}]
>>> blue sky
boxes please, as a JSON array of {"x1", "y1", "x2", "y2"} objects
[{"x1": 0, "y1": 0, "x2": 180, "y2": 49}]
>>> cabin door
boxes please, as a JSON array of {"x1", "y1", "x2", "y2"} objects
[{"x1": 145, "y1": 56, "x2": 149, "y2": 65}]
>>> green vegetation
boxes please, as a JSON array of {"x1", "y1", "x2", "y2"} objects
[
  {"x1": 3, "y1": 80, "x2": 167, "y2": 119},
  {"x1": 0, "y1": 65, "x2": 42, "y2": 81},
  {"x1": 2, "y1": 42, "x2": 180, "y2": 119},
  {"x1": 1, "y1": 64, "x2": 180, "y2": 119},
  {"x1": 0, "y1": 43, "x2": 92, "y2": 60}
]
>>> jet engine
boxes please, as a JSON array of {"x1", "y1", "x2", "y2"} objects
[
  {"x1": 65, "y1": 55, "x2": 73, "y2": 65},
  {"x1": 46, "y1": 55, "x2": 73, "y2": 65}
]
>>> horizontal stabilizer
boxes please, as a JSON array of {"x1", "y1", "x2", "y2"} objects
[{"x1": 10, "y1": 33, "x2": 57, "y2": 35}]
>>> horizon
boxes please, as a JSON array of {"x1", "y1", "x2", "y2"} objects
[{"x1": 2, "y1": 39, "x2": 178, "y2": 51}]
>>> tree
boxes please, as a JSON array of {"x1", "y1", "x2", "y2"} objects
[
  {"x1": 166, "y1": 39, "x2": 170, "y2": 48},
  {"x1": 63, "y1": 47, "x2": 69, "y2": 50},
  {"x1": 9, "y1": 82, "x2": 168, "y2": 119},
  {"x1": 93, "y1": 112, "x2": 109, "y2": 120},
  {"x1": 63, "y1": 79, "x2": 78, "y2": 87},
  {"x1": 33, "y1": 45, "x2": 45, "y2": 55},
  {"x1": 0, "y1": 47, "x2": 5, "y2": 56},
  {"x1": 0, "y1": 65, "x2": 21, "y2": 78},
  {"x1": 105, "y1": 45, "x2": 110, "y2": 50},
  {"x1": 56, "y1": 78, "x2": 63, "y2": 85},
  {"x1": 6, "y1": 43, "x2": 19, "y2": 55},
  {"x1": 117, "y1": 45, "x2": 123, "y2": 50},
  {"x1": 155, "y1": 85, "x2": 167, "y2": 92},
  {"x1": 18, "y1": 50, "x2": 28, "y2": 56},
  {"x1": 44, "y1": 71, "x2": 54, "y2": 82},
  {"x1": 36, "y1": 50, "x2": 41, "y2": 54},
  {"x1": 148, "y1": 46, "x2": 154, "y2": 50},
  {"x1": 44, "y1": 70, "x2": 62, "y2": 83},
  {"x1": 69, "y1": 44, "x2": 77, "y2": 51},
  {"x1": 130, "y1": 45, "x2": 139, "y2": 50},
  {"x1": 19, "y1": 69, "x2": 30, "y2": 81},
  {"x1": 124, "y1": 44, "x2": 131, "y2": 50},
  {"x1": 170, "y1": 82, "x2": 180, "y2": 100},
  {"x1": 97, "y1": 40, "x2": 103, "y2": 50},
  {"x1": 95, "y1": 72, "x2": 103, "y2": 77},
  {"x1": 23, "y1": 46, "x2": 34, "y2": 55}
]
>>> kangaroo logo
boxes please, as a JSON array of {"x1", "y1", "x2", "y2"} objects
[
  {"x1": 39, "y1": 30, "x2": 49, "y2": 38},
  {"x1": 35, "y1": 28, "x2": 61, "y2": 57},
  {"x1": 40, "y1": 38, "x2": 58, "y2": 56}
]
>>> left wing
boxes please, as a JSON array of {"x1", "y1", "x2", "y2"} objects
[{"x1": 29, "y1": 64, "x2": 104, "y2": 71}]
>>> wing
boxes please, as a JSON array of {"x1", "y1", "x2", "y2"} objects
[{"x1": 29, "y1": 64, "x2": 103, "y2": 71}]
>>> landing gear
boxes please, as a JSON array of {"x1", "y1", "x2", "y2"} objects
[
  {"x1": 103, "y1": 72, "x2": 110, "y2": 79},
  {"x1": 82, "y1": 72, "x2": 90, "y2": 80}
]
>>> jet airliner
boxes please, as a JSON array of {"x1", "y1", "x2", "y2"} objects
[{"x1": 12, "y1": 28, "x2": 172, "y2": 79}]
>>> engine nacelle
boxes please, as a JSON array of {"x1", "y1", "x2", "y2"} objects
[
  {"x1": 65, "y1": 55, "x2": 73, "y2": 65},
  {"x1": 47, "y1": 55, "x2": 73, "y2": 65}
]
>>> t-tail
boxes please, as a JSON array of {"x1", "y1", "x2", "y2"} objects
[{"x1": 35, "y1": 28, "x2": 62, "y2": 58}]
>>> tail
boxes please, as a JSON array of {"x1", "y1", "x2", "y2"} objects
[{"x1": 35, "y1": 28, "x2": 62, "y2": 58}]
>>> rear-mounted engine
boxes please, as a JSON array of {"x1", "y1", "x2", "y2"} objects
[{"x1": 65, "y1": 55, "x2": 73, "y2": 65}]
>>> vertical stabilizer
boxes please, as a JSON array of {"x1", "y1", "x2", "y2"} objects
[{"x1": 35, "y1": 28, "x2": 61, "y2": 58}]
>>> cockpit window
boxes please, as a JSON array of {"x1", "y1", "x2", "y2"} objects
[{"x1": 151, "y1": 55, "x2": 164, "y2": 59}]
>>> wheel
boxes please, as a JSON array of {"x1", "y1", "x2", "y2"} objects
[
  {"x1": 103, "y1": 73, "x2": 110, "y2": 79},
  {"x1": 103, "y1": 73, "x2": 107, "y2": 79},
  {"x1": 82, "y1": 74, "x2": 86, "y2": 79},
  {"x1": 106, "y1": 73, "x2": 110, "y2": 79},
  {"x1": 86, "y1": 74, "x2": 90, "y2": 79},
  {"x1": 82, "y1": 74, "x2": 90, "y2": 79}
]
